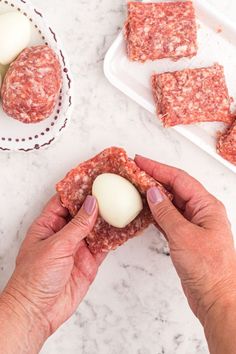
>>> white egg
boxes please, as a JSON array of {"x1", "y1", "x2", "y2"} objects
[
  {"x1": 92, "y1": 173, "x2": 143, "y2": 229},
  {"x1": 0, "y1": 12, "x2": 31, "y2": 65}
]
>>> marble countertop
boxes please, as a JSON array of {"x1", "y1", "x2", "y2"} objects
[{"x1": 0, "y1": 0, "x2": 236, "y2": 353}]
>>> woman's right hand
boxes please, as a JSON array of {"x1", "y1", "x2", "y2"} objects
[{"x1": 135, "y1": 155, "x2": 236, "y2": 354}]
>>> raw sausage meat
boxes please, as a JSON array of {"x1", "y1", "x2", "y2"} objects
[
  {"x1": 217, "y1": 119, "x2": 236, "y2": 165},
  {"x1": 1, "y1": 45, "x2": 62, "y2": 123},
  {"x1": 152, "y1": 64, "x2": 233, "y2": 127},
  {"x1": 125, "y1": 1, "x2": 197, "y2": 62},
  {"x1": 56, "y1": 147, "x2": 172, "y2": 254}
]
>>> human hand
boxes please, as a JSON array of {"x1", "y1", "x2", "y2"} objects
[
  {"x1": 135, "y1": 155, "x2": 236, "y2": 325},
  {"x1": 0, "y1": 194, "x2": 105, "y2": 353}
]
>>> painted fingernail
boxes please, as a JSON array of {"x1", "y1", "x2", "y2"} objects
[
  {"x1": 83, "y1": 196, "x2": 96, "y2": 215},
  {"x1": 147, "y1": 187, "x2": 164, "y2": 205}
]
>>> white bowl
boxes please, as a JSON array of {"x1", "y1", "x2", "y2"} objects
[{"x1": 0, "y1": 0, "x2": 73, "y2": 152}]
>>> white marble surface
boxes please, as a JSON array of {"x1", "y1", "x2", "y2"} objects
[{"x1": 0, "y1": 0, "x2": 236, "y2": 353}]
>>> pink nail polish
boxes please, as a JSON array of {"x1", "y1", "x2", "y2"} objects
[
  {"x1": 84, "y1": 196, "x2": 96, "y2": 215},
  {"x1": 147, "y1": 187, "x2": 164, "y2": 204}
]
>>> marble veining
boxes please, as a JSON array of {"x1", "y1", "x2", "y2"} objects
[{"x1": 0, "y1": 0, "x2": 236, "y2": 353}]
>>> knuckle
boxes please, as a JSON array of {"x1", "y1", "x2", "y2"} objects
[
  {"x1": 152, "y1": 165, "x2": 162, "y2": 181},
  {"x1": 176, "y1": 169, "x2": 189, "y2": 179},
  {"x1": 153, "y1": 165, "x2": 159, "y2": 177},
  {"x1": 216, "y1": 199, "x2": 226, "y2": 212},
  {"x1": 177, "y1": 168, "x2": 188, "y2": 176},
  {"x1": 174, "y1": 170, "x2": 191, "y2": 187},
  {"x1": 154, "y1": 203, "x2": 174, "y2": 221},
  {"x1": 35, "y1": 213, "x2": 58, "y2": 234},
  {"x1": 209, "y1": 196, "x2": 226, "y2": 212},
  {"x1": 71, "y1": 215, "x2": 91, "y2": 231},
  {"x1": 153, "y1": 202, "x2": 188, "y2": 235}
]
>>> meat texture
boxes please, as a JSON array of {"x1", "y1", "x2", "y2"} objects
[
  {"x1": 125, "y1": 1, "x2": 197, "y2": 62},
  {"x1": 57, "y1": 147, "x2": 172, "y2": 253},
  {"x1": 152, "y1": 64, "x2": 233, "y2": 127},
  {"x1": 1, "y1": 45, "x2": 62, "y2": 123}
]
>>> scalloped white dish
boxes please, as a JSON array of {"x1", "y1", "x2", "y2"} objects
[
  {"x1": 104, "y1": 0, "x2": 236, "y2": 174},
  {"x1": 0, "y1": 0, "x2": 73, "y2": 152}
]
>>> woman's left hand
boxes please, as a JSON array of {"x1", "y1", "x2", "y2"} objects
[{"x1": 0, "y1": 194, "x2": 105, "y2": 354}]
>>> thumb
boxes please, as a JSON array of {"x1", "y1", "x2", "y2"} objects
[
  {"x1": 147, "y1": 187, "x2": 190, "y2": 242},
  {"x1": 58, "y1": 195, "x2": 98, "y2": 250}
]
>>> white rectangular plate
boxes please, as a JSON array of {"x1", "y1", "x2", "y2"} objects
[{"x1": 104, "y1": 0, "x2": 236, "y2": 173}]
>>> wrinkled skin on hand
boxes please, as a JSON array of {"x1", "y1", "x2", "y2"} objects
[
  {"x1": 0, "y1": 156, "x2": 235, "y2": 354},
  {"x1": 135, "y1": 155, "x2": 236, "y2": 325},
  {"x1": 4, "y1": 195, "x2": 106, "y2": 334}
]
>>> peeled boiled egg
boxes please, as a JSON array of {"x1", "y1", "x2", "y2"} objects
[
  {"x1": 0, "y1": 12, "x2": 31, "y2": 65},
  {"x1": 92, "y1": 173, "x2": 143, "y2": 228}
]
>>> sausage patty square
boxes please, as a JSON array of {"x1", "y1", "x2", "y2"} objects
[
  {"x1": 152, "y1": 64, "x2": 233, "y2": 127},
  {"x1": 125, "y1": 1, "x2": 197, "y2": 62},
  {"x1": 57, "y1": 147, "x2": 171, "y2": 253}
]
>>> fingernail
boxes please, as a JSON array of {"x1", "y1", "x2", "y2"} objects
[
  {"x1": 83, "y1": 196, "x2": 96, "y2": 215},
  {"x1": 147, "y1": 187, "x2": 164, "y2": 205}
]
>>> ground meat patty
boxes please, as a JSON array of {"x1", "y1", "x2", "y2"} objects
[
  {"x1": 56, "y1": 147, "x2": 172, "y2": 254},
  {"x1": 152, "y1": 64, "x2": 233, "y2": 127},
  {"x1": 125, "y1": 1, "x2": 197, "y2": 62},
  {"x1": 217, "y1": 119, "x2": 236, "y2": 165},
  {"x1": 1, "y1": 45, "x2": 62, "y2": 123}
]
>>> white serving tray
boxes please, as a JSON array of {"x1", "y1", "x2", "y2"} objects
[
  {"x1": 0, "y1": 0, "x2": 73, "y2": 152},
  {"x1": 104, "y1": 0, "x2": 236, "y2": 173}
]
